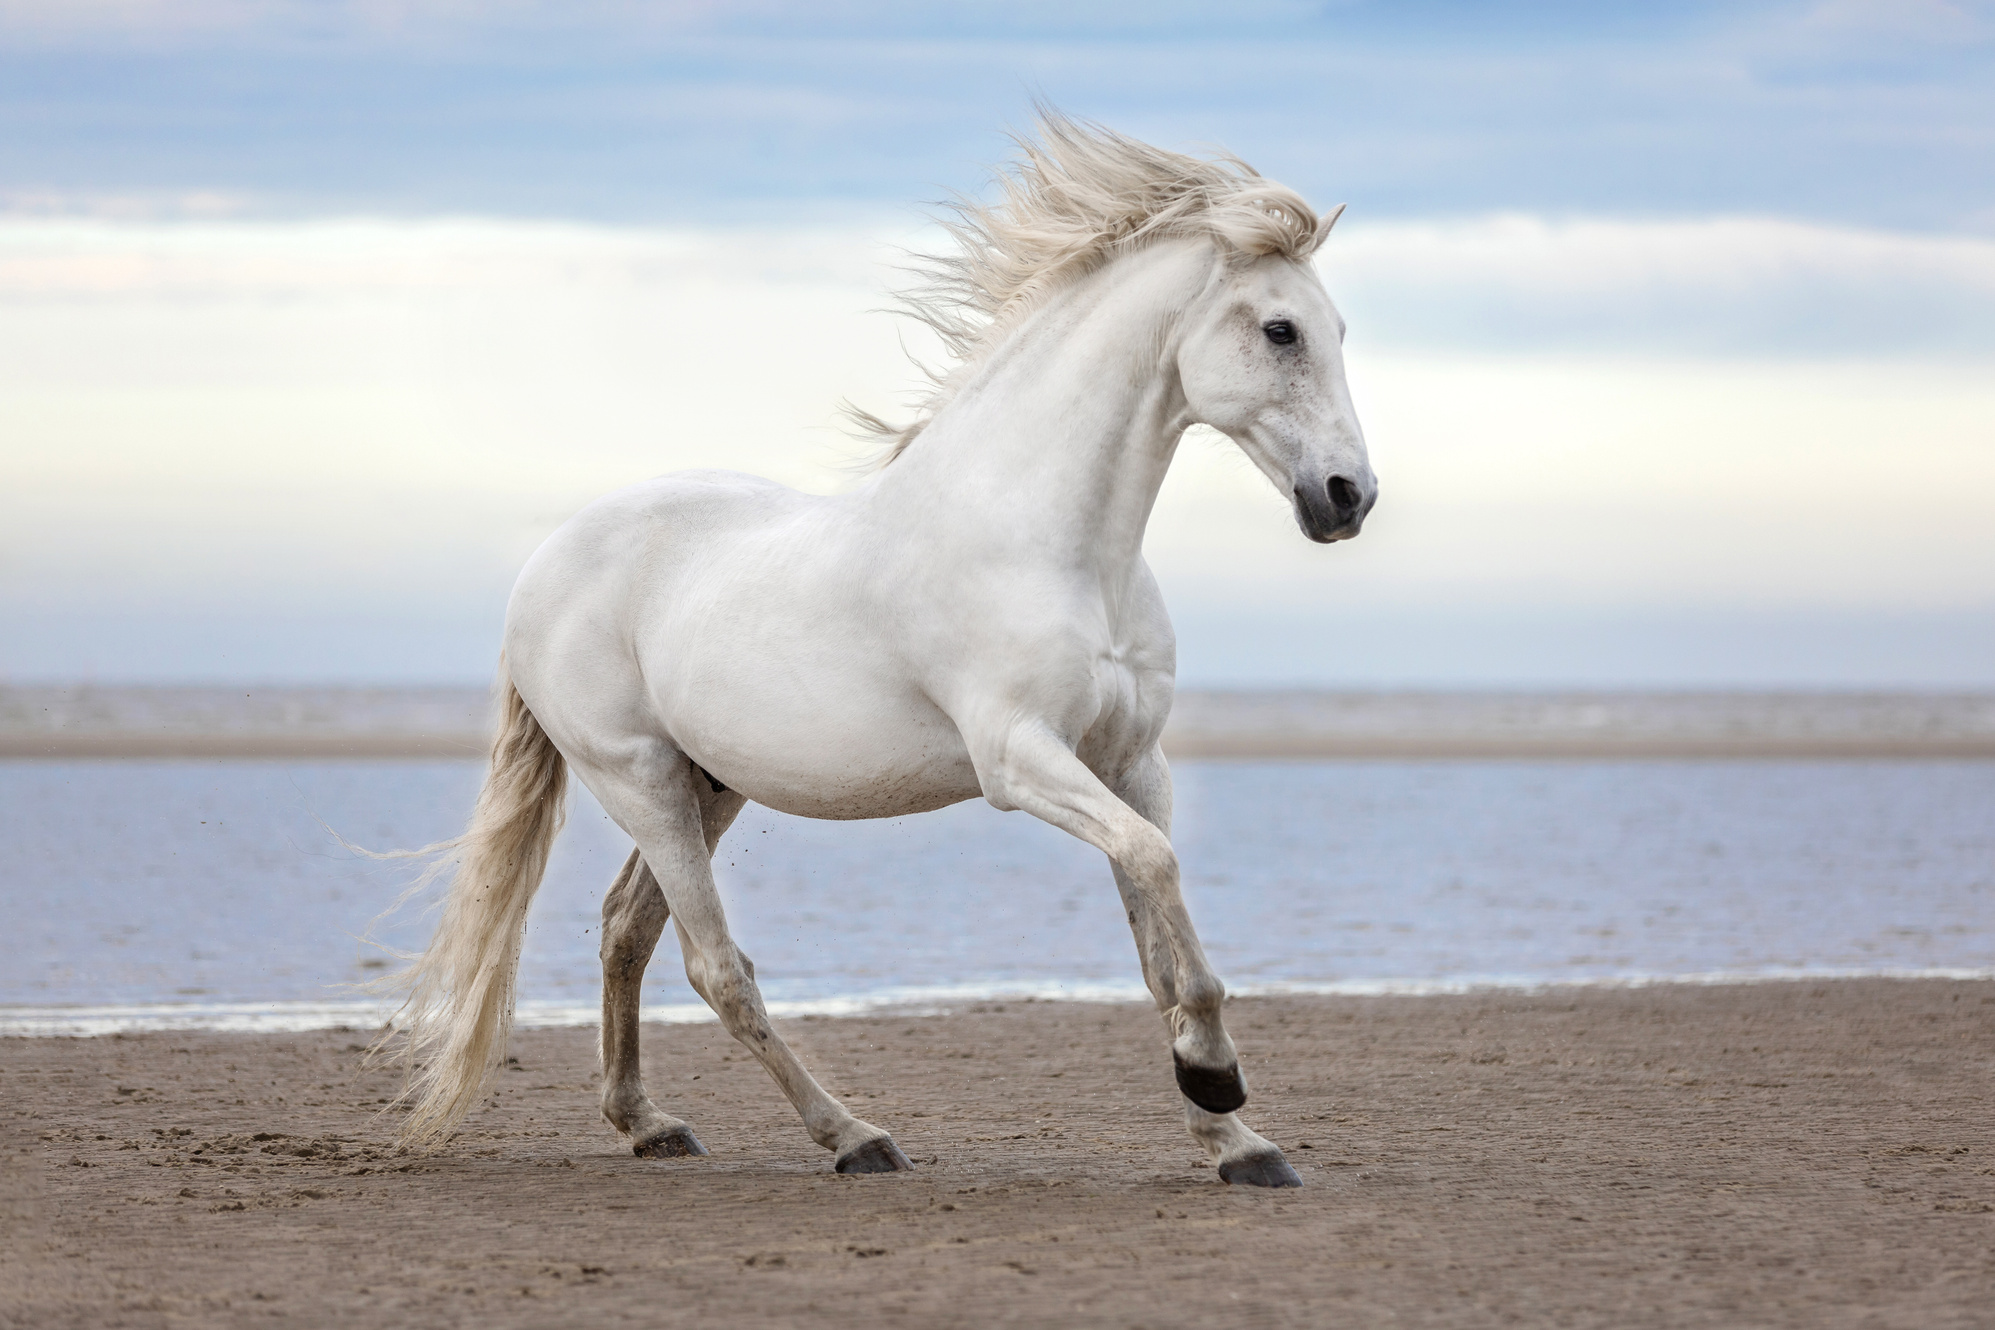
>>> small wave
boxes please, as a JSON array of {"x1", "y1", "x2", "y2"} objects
[{"x1": 4, "y1": 965, "x2": 1989, "y2": 1037}]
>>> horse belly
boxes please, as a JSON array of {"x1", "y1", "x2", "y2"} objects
[{"x1": 666, "y1": 681, "x2": 983, "y2": 821}]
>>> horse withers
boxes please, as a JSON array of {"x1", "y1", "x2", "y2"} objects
[{"x1": 376, "y1": 113, "x2": 1376, "y2": 1187}]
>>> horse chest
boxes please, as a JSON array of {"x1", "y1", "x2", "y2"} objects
[{"x1": 1073, "y1": 660, "x2": 1171, "y2": 777}]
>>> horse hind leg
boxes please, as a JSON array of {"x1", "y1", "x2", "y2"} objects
[
  {"x1": 599, "y1": 849, "x2": 702, "y2": 1156},
  {"x1": 597, "y1": 752, "x2": 912, "y2": 1174},
  {"x1": 598, "y1": 785, "x2": 747, "y2": 1158},
  {"x1": 666, "y1": 919, "x2": 913, "y2": 1173}
]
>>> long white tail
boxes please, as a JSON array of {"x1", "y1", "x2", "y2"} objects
[{"x1": 370, "y1": 670, "x2": 567, "y2": 1151}]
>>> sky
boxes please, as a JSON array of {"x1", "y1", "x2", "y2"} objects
[{"x1": 2, "y1": 0, "x2": 1993, "y2": 686}]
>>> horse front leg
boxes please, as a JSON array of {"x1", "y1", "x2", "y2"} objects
[
  {"x1": 1111, "y1": 745, "x2": 1300, "y2": 1187},
  {"x1": 984, "y1": 726, "x2": 1300, "y2": 1186}
]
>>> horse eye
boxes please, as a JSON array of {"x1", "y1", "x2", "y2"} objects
[{"x1": 1262, "y1": 321, "x2": 1296, "y2": 346}]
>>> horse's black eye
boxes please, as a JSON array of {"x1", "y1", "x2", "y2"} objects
[{"x1": 1263, "y1": 321, "x2": 1297, "y2": 346}]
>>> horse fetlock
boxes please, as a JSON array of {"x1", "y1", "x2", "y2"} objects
[
  {"x1": 1175, "y1": 970, "x2": 1226, "y2": 1017},
  {"x1": 600, "y1": 1082, "x2": 661, "y2": 1135},
  {"x1": 612, "y1": 1102, "x2": 707, "y2": 1158},
  {"x1": 1185, "y1": 1100, "x2": 1263, "y2": 1150},
  {"x1": 599, "y1": 1078, "x2": 631, "y2": 1119},
  {"x1": 1184, "y1": 1113, "x2": 1232, "y2": 1161},
  {"x1": 1184, "y1": 1105, "x2": 1298, "y2": 1185},
  {"x1": 799, "y1": 1103, "x2": 865, "y2": 1153}
]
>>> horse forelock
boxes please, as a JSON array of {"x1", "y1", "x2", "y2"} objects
[{"x1": 853, "y1": 109, "x2": 1324, "y2": 467}]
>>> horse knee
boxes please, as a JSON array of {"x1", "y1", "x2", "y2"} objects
[
  {"x1": 719, "y1": 970, "x2": 764, "y2": 1023},
  {"x1": 601, "y1": 916, "x2": 663, "y2": 974},
  {"x1": 600, "y1": 880, "x2": 667, "y2": 971},
  {"x1": 1113, "y1": 825, "x2": 1178, "y2": 894}
]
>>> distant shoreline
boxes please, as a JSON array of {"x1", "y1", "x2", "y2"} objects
[
  {"x1": 5, "y1": 684, "x2": 1993, "y2": 760},
  {"x1": 6, "y1": 732, "x2": 1995, "y2": 760},
  {"x1": 0, "y1": 732, "x2": 491, "y2": 759}
]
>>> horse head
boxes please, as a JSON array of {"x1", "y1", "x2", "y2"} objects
[{"x1": 1176, "y1": 205, "x2": 1377, "y2": 544}]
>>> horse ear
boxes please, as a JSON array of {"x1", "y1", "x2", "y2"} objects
[{"x1": 1312, "y1": 203, "x2": 1347, "y2": 252}]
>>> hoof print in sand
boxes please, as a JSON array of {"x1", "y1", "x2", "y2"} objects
[
  {"x1": 835, "y1": 1137, "x2": 915, "y2": 1174},
  {"x1": 633, "y1": 1127, "x2": 708, "y2": 1158},
  {"x1": 1218, "y1": 1150, "x2": 1303, "y2": 1188}
]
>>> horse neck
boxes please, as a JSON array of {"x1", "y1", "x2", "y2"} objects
[{"x1": 873, "y1": 240, "x2": 1216, "y2": 576}]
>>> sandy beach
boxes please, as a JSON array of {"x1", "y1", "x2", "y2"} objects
[{"x1": 4, "y1": 979, "x2": 1992, "y2": 1327}]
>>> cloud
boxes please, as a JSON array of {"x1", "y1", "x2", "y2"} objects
[
  {"x1": 0, "y1": 2, "x2": 1987, "y2": 229},
  {"x1": 6, "y1": 212, "x2": 1989, "y2": 358},
  {"x1": 1323, "y1": 214, "x2": 1995, "y2": 357},
  {"x1": 0, "y1": 216, "x2": 898, "y2": 298},
  {"x1": 1784, "y1": 0, "x2": 1992, "y2": 50},
  {"x1": 0, "y1": 0, "x2": 1327, "y2": 52}
]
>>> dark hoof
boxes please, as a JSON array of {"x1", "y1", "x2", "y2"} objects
[
  {"x1": 1219, "y1": 1150, "x2": 1303, "y2": 1188},
  {"x1": 1174, "y1": 1052, "x2": 1247, "y2": 1114},
  {"x1": 633, "y1": 1126, "x2": 708, "y2": 1158},
  {"x1": 835, "y1": 1137, "x2": 914, "y2": 1175}
]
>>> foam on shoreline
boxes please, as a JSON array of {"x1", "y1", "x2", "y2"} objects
[{"x1": 7, "y1": 966, "x2": 1991, "y2": 1037}]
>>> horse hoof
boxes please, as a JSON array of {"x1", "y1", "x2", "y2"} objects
[
  {"x1": 1173, "y1": 1052, "x2": 1247, "y2": 1115},
  {"x1": 1219, "y1": 1150, "x2": 1303, "y2": 1188},
  {"x1": 835, "y1": 1137, "x2": 914, "y2": 1175},
  {"x1": 633, "y1": 1126, "x2": 708, "y2": 1159}
]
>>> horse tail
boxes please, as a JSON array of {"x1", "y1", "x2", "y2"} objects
[{"x1": 369, "y1": 665, "x2": 568, "y2": 1151}]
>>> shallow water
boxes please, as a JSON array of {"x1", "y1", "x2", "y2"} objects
[{"x1": 3, "y1": 759, "x2": 1992, "y2": 1030}]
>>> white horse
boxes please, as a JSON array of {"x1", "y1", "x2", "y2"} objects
[{"x1": 379, "y1": 114, "x2": 1375, "y2": 1188}]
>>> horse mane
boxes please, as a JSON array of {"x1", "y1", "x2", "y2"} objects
[{"x1": 850, "y1": 109, "x2": 1328, "y2": 466}]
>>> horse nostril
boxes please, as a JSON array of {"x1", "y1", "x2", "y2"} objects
[{"x1": 1327, "y1": 475, "x2": 1361, "y2": 518}]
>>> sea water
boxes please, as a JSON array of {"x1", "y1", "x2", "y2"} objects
[{"x1": 3, "y1": 759, "x2": 1992, "y2": 1032}]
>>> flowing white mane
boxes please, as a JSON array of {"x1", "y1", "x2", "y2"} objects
[{"x1": 853, "y1": 111, "x2": 1329, "y2": 465}]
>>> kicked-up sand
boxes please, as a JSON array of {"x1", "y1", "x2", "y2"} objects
[{"x1": 4, "y1": 980, "x2": 1992, "y2": 1328}]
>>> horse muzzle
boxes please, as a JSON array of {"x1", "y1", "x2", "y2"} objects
[{"x1": 1292, "y1": 472, "x2": 1376, "y2": 543}]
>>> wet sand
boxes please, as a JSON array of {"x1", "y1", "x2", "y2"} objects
[{"x1": 4, "y1": 980, "x2": 1992, "y2": 1328}]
